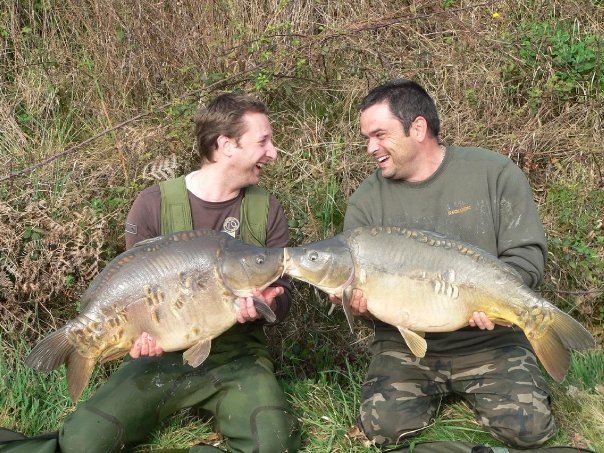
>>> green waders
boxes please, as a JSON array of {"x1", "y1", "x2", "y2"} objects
[
  {"x1": 0, "y1": 429, "x2": 58, "y2": 453},
  {"x1": 59, "y1": 325, "x2": 300, "y2": 453}
]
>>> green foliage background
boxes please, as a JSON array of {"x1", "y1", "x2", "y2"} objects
[{"x1": 0, "y1": 0, "x2": 602, "y2": 451}]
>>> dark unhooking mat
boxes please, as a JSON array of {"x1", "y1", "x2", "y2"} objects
[
  {"x1": 0, "y1": 429, "x2": 597, "y2": 453},
  {"x1": 384, "y1": 440, "x2": 595, "y2": 453}
]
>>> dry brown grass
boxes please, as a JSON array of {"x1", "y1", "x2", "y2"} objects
[{"x1": 2, "y1": 0, "x2": 602, "y2": 338}]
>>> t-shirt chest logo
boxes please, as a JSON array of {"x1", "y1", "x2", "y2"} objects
[{"x1": 222, "y1": 217, "x2": 240, "y2": 238}]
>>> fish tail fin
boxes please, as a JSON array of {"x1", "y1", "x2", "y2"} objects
[
  {"x1": 25, "y1": 326, "x2": 94, "y2": 401},
  {"x1": 528, "y1": 330, "x2": 569, "y2": 383},
  {"x1": 528, "y1": 309, "x2": 595, "y2": 383},
  {"x1": 25, "y1": 326, "x2": 74, "y2": 372},
  {"x1": 550, "y1": 309, "x2": 596, "y2": 351},
  {"x1": 66, "y1": 352, "x2": 96, "y2": 402}
]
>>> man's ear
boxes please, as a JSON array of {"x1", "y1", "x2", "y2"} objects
[
  {"x1": 411, "y1": 116, "x2": 428, "y2": 142},
  {"x1": 217, "y1": 135, "x2": 233, "y2": 156}
]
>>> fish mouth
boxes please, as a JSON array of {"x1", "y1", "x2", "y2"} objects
[
  {"x1": 281, "y1": 247, "x2": 355, "y2": 295},
  {"x1": 281, "y1": 248, "x2": 302, "y2": 278}
]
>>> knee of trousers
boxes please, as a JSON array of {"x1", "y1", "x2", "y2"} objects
[
  {"x1": 59, "y1": 406, "x2": 126, "y2": 453},
  {"x1": 249, "y1": 406, "x2": 301, "y2": 453},
  {"x1": 484, "y1": 415, "x2": 557, "y2": 449},
  {"x1": 358, "y1": 411, "x2": 427, "y2": 446}
]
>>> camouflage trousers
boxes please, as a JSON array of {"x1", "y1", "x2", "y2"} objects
[
  {"x1": 59, "y1": 326, "x2": 300, "y2": 453},
  {"x1": 358, "y1": 346, "x2": 557, "y2": 449}
]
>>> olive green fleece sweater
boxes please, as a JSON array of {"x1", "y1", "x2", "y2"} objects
[{"x1": 344, "y1": 146, "x2": 548, "y2": 354}]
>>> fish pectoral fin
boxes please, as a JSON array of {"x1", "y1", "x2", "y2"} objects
[
  {"x1": 397, "y1": 327, "x2": 427, "y2": 358},
  {"x1": 183, "y1": 339, "x2": 212, "y2": 368},
  {"x1": 66, "y1": 352, "x2": 96, "y2": 402},
  {"x1": 341, "y1": 287, "x2": 355, "y2": 333},
  {"x1": 100, "y1": 349, "x2": 129, "y2": 363},
  {"x1": 252, "y1": 297, "x2": 277, "y2": 323},
  {"x1": 489, "y1": 316, "x2": 514, "y2": 327}
]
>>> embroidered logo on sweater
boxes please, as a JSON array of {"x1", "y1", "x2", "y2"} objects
[{"x1": 447, "y1": 205, "x2": 472, "y2": 216}]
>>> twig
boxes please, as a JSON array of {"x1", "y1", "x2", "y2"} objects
[{"x1": 540, "y1": 288, "x2": 604, "y2": 295}]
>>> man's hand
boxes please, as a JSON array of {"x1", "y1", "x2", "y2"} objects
[
  {"x1": 469, "y1": 311, "x2": 495, "y2": 330},
  {"x1": 129, "y1": 331, "x2": 164, "y2": 358},
  {"x1": 468, "y1": 311, "x2": 512, "y2": 330},
  {"x1": 329, "y1": 288, "x2": 370, "y2": 317},
  {"x1": 236, "y1": 286, "x2": 283, "y2": 324}
]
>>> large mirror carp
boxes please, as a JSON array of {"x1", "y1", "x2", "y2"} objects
[
  {"x1": 25, "y1": 229, "x2": 284, "y2": 401},
  {"x1": 283, "y1": 226, "x2": 595, "y2": 383}
]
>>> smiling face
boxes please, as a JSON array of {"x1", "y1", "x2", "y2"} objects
[
  {"x1": 228, "y1": 112, "x2": 277, "y2": 187},
  {"x1": 359, "y1": 101, "x2": 422, "y2": 181}
]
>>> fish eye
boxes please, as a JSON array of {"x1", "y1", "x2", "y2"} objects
[
  {"x1": 255, "y1": 255, "x2": 265, "y2": 264},
  {"x1": 309, "y1": 251, "x2": 319, "y2": 261}
]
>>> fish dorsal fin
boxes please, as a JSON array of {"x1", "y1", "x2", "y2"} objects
[
  {"x1": 183, "y1": 339, "x2": 212, "y2": 368},
  {"x1": 397, "y1": 327, "x2": 427, "y2": 358},
  {"x1": 132, "y1": 236, "x2": 164, "y2": 248},
  {"x1": 252, "y1": 297, "x2": 277, "y2": 323},
  {"x1": 388, "y1": 227, "x2": 526, "y2": 283},
  {"x1": 341, "y1": 286, "x2": 355, "y2": 333}
]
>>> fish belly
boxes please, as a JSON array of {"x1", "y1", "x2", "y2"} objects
[
  {"x1": 362, "y1": 276, "x2": 474, "y2": 332},
  {"x1": 124, "y1": 291, "x2": 238, "y2": 352},
  {"x1": 152, "y1": 304, "x2": 238, "y2": 351},
  {"x1": 75, "y1": 288, "x2": 239, "y2": 361}
]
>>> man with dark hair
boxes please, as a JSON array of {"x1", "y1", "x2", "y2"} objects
[
  {"x1": 59, "y1": 93, "x2": 301, "y2": 453},
  {"x1": 337, "y1": 79, "x2": 556, "y2": 449}
]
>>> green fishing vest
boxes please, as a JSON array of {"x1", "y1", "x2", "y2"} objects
[{"x1": 158, "y1": 175, "x2": 270, "y2": 246}]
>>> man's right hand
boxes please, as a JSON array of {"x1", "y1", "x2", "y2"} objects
[
  {"x1": 329, "y1": 288, "x2": 370, "y2": 317},
  {"x1": 129, "y1": 331, "x2": 164, "y2": 358}
]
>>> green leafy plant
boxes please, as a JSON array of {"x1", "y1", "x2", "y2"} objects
[{"x1": 503, "y1": 18, "x2": 604, "y2": 112}]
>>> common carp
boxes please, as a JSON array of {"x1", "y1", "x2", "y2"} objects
[
  {"x1": 25, "y1": 229, "x2": 285, "y2": 401},
  {"x1": 283, "y1": 226, "x2": 595, "y2": 383}
]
